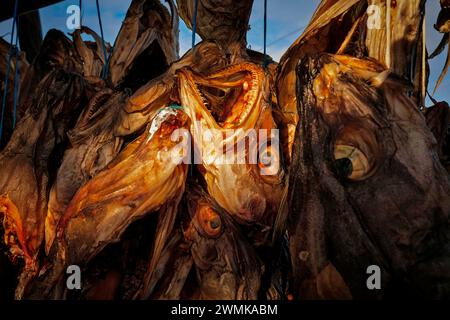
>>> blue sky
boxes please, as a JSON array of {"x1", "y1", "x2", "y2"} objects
[{"x1": 1, "y1": 0, "x2": 448, "y2": 104}]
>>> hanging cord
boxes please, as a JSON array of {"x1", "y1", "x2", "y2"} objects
[
  {"x1": 192, "y1": 0, "x2": 199, "y2": 48},
  {"x1": 263, "y1": 0, "x2": 268, "y2": 68},
  {"x1": 79, "y1": 0, "x2": 83, "y2": 27},
  {"x1": 189, "y1": 0, "x2": 199, "y2": 176},
  {"x1": 12, "y1": 26, "x2": 20, "y2": 129},
  {"x1": 0, "y1": 0, "x2": 19, "y2": 142},
  {"x1": 96, "y1": 0, "x2": 109, "y2": 80}
]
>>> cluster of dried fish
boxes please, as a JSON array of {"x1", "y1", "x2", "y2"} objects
[{"x1": 0, "y1": 0, "x2": 449, "y2": 300}]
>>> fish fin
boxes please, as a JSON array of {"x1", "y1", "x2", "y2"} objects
[
  {"x1": 429, "y1": 33, "x2": 449, "y2": 59},
  {"x1": 369, "y1": 70, "x2": 391, "y2": 88},
  {"x1": 434, "y1": 42, "x2": 450, "y2": 94}
]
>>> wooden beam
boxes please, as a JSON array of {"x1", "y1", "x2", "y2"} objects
[{"x1": 0, "y1": 0, "x2": 65, "y2": 22}]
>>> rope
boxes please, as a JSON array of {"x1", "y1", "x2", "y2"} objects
[
  {"x1": 263, "y1": 0, "x2": 268, "y2": 68},
  {"x1": 79, "y1": 0, "x2": 83, "y2": 26},
  {"x1": 192, "y1": 0, "x2": 199, "y2": 48},
  {"x1": 0, "y1": 0, "x2": 19, "y2": 142},
  {"x1": 189, "y1": 0, "x2": 200, "y2": 176},
  {"x1": 12, "y1": 26, "x2": 20, "y2": 129},
  {"x1": 96, "y1": 0, "x2": 109, "y2": 79}
]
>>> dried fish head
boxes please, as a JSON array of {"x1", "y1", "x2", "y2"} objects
[
  {"x1": 287, "y1": 53, "x2": 450, "y2": 299},
  {"x1": 178, "y1": 63, "x2": 284, "y2": 224},
  {"x1": 182, "y1": 186, "x2": 263, "y2": 300},
  {"x1": 108, "y1": 0, "x2": 179, "y2": 91},
  {"x1": 26, "y1": 107, "x2": 189, "y2": 299},
  {"x1": 177, "y1": 0, "x2": 253, "y2": 48}
]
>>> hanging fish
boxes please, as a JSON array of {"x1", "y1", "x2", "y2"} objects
[
  {"x1": 26, "y1": 107, "x2": 189, "y2": 299},
  {"x1": 176, "y1": 0, "x2": 254, "y2": 49},
  {"x1": 178, "y1": 62, "x2": 285, "y2": 226},
  {"x1": 0, "y1": 70, "x2": 90, "y2": 299},
  {"x1": 107, "y1": 0, "x2": 180, "y2": 91},
  {"x1": 183, "y1": 186, "x2": 263, "y2": 300},
  {"x1": 0, "y1": 37, "x2": 28, "y2": 149},
  {"x1": 286, "y1": 53, "x2": 450, "y2": 299}
]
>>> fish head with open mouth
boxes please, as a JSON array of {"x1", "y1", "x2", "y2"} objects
[
  {"x1": 178, "y1": 63, "x2": 284, "y2": 225},
  {"x1": 108, "y1": 0, "x2": 179, "y2": 91},
  {"x1": 287, "y1": 53, "x2": 450, "y2": 299},
  {"x1": 72, "y1": 26, "x2": 111, "y2": 79},
  {"x1": 113, "y1": 40, "x2": 230, "y2": 138}
]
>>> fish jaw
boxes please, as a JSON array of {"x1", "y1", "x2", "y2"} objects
[{"x1": 178, "y1": 63, "x2": 283, "y2": 223}]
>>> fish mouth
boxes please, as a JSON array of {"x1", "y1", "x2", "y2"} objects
[
  {"x1": 109, "y1": 0, "x2": 179, "y2": 91},
  {"x1": 120, "y1": 40, "x2": 171, "y2": 92},
  {"x1": 178, "y1": 63, "x2": 263, "y2": 129}
]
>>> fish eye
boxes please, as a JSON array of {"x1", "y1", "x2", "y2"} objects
[
  {"x1": 334, "y1": 145, "x2": 371, "y2": 180},
  {"x1": 197, "y1": 207, "x2": 222, "y2": 238}
]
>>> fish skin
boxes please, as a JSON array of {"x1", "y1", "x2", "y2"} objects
[
  {"x1": 178, "y1": 63, "x2": 284, "y2": 225},
  {"x1": 176, "y1": 0, "x2": 254, "y2": 48},
  {"x1": 26, "y1": 108, "x2": 189, "y2": 299},
  {"x1": 184, "y1": 186, "x2": 263, "y2": 300},
  {"x1": 288, "y1": 53, "x2": 450, "y2": 299},
  {"x1": 107, "y1": 0, "x2": 180, "y2": 89},
  {"x1": 0, "y1": 70, "x2": 91, "y2": 299}
]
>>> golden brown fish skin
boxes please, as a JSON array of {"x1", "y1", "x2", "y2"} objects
[
  {"x1": 182, "y1": 186, "x2": 263, "y2": 300},
  {"x1": 45, "y1": 1, "x2": 183, "y2": 255},
  {"x1": 114, "y1": 35, "x2": 269, "y2": 140},
  {"x1": 114, "y1": 41, "x2": 229, "y2": 138},
  {"x1": 59, "y1": 109, "x2": 188, "y2": 263},
  {"x1": 276, "y1": 0, "x2": 429, "y2": 163},
  {"x1": 26, "y1": 108, "x2": 189, "y2": 299},
  {"x1": 178, "y1": 62, "x2": 284, "y2": 225},
  {"x1": 288, "y1": 53, "x2": 450, "y2": 299},
  {"x1": 275, "y1": 0, "x2": 365, "y2": 164}
]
